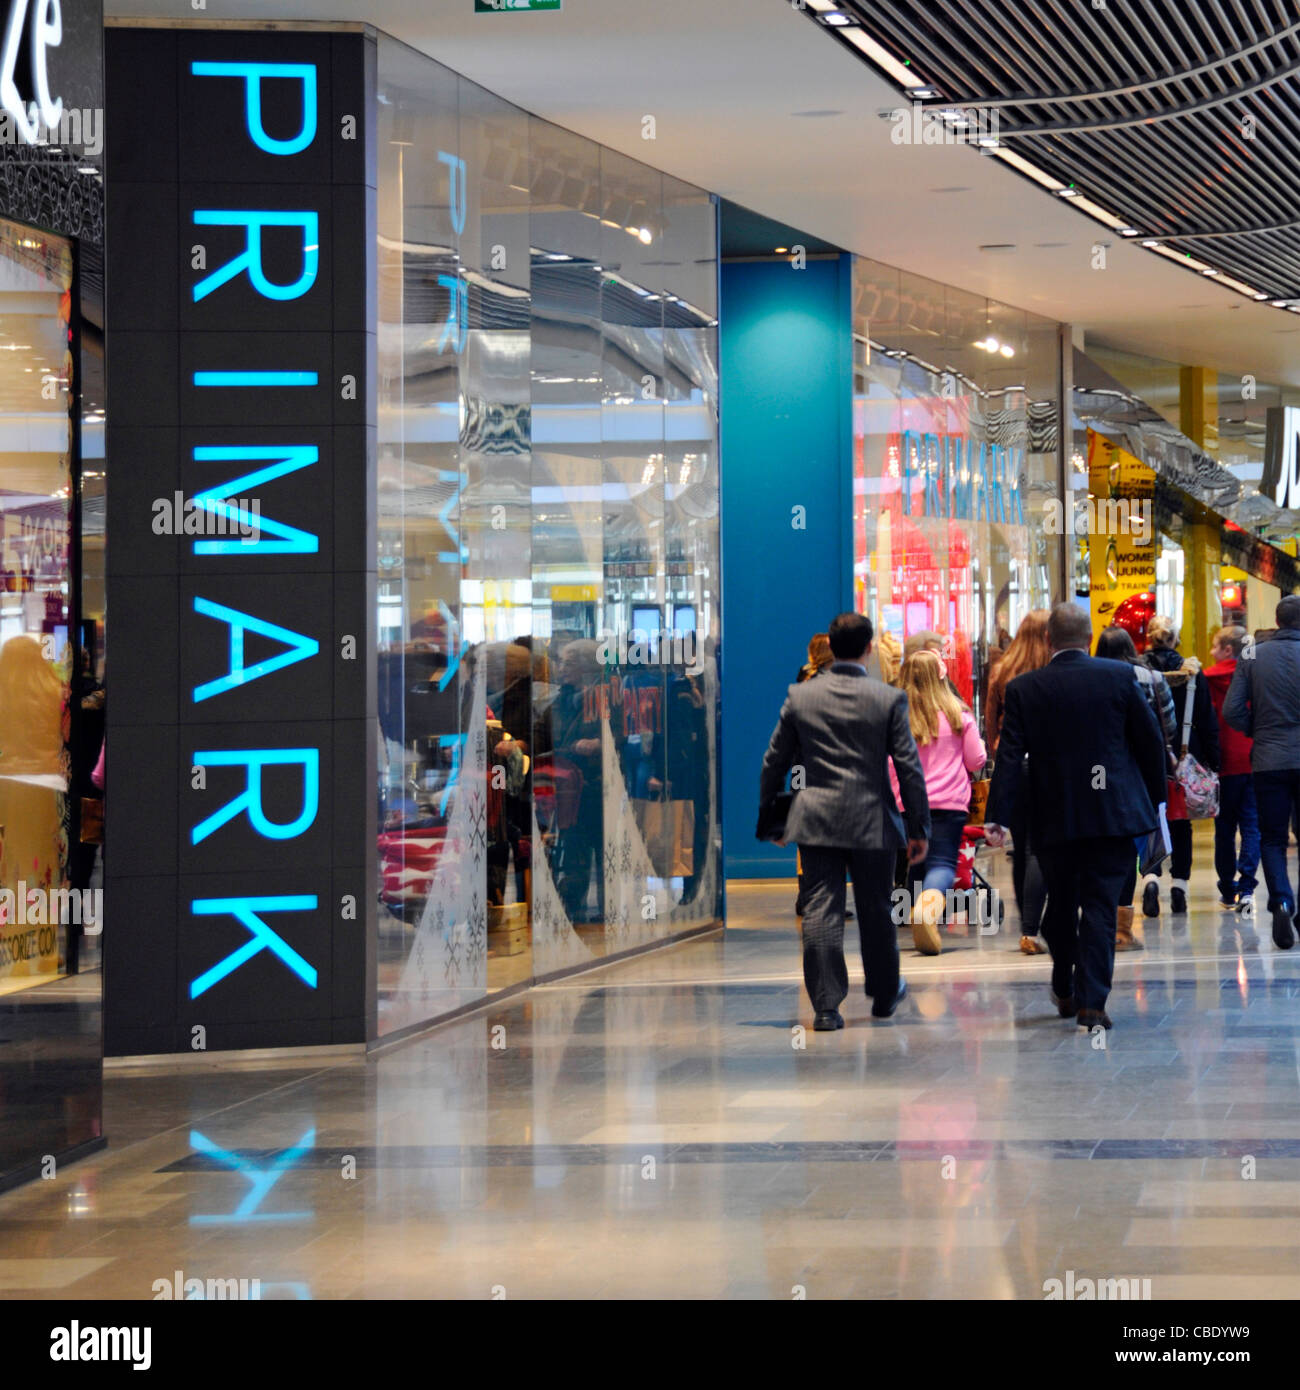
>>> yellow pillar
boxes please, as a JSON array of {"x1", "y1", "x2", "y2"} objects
[{"x1": 1178, "y1": 367, "x2": 1221, "y2": 664}]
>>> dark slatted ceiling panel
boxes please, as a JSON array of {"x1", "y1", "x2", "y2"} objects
[{"x1": 828, "y1": 0, "x2": 1300, "y2": 299}]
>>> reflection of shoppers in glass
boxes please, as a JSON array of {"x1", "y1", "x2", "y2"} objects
[
  {"x1": 548, "y1": 638, "x2": 605, "y2": 923},
  {"x1": 1094, "y1": 625, "x2": 1175, "y2": 951},
  {"x1": 1205, "y1": 625, "x2": 1259, "y2": 913},
  {"x1": 1140, "y1": 615, "x2": 1219, "y2": 918},
  {"x1": 890, "y1": 650, "x2": 986, "y2": 956},
  {"x1": 0, "y1": 635, "x2": 69, "y2": 978},
  {"x1": 1224, "y1": 597, "x2": 1300, "y2": 950},
  {"x1": 985, "y1": 609, "x2": 1051, "y2": 954}
]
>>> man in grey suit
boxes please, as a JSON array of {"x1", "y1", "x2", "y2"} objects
[{"x1": 760, "y1": 612, "x2": 930, "y2": 1030}]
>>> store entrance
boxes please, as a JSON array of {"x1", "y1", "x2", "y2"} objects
[{"x1": 0, "y1": 217, "x2": 81, "y2": 994}]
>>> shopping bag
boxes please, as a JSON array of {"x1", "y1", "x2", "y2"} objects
[
  {"x1": 1138, "y1": 803, "x2": 1172, "y2": 876},
  {"x1": 636, "y1": 798, "x2": 695, "y2": 877},
  {"x1": 1167, "y1": 676, "x2": 1219, "y2": 820}
]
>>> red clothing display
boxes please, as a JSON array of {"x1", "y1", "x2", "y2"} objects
[{"x1": 1205, "y1": 658, "x2": 1253, "y2": 776}]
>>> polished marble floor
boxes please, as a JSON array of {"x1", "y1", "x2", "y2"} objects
[{"x1": 4, "y1": 828, "x2": 1300, "y2": 1300}]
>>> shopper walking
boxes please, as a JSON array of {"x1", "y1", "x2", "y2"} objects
[
  {"x1": 759, "y1": 612, "x2": 930, "y2": 1029},
  {"x1": 793, "y1": 632, "x2": 834, "y2": 918},
  {"x1": 1140, "y1": 616, "x2": 1219, "y2": 918},
  {"x1": 1205, "y1": 625, "x2": 1259, "y2": 912},
  {"x1": 985, "y1": 608, "x2": 1052, "y2": 955},
  {"x1": 1224, "y1": 597, "x2": 1300, "y2": 949},
  {"x1": 890, "y1": 649, "x2": 986, "y2": 955},
  {"x1": 1094, "y1": 625, "x2": 1178, "y2": 951},
  {"x1": 984, "y1": 604, "x2": 1166, "y2": 1030}
]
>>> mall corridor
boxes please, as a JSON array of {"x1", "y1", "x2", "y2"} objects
[{"x1": 2, "y1": 846, "x2": 1296, "y2": 1301}]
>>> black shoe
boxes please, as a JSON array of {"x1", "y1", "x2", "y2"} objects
[
  {"x1": 1170, "y1": 887, "x2": 1187, "y2": 914},
  {"x1": 871, "y1": 979, "x2": 907, "y2": 1019},
  {"x1": 1142, "y1": 881, "x2": 1160, "y2": 917},
  {"x1": 1272, "y1": 906, "x2": 1296, "y2": 951},
  {"x1": 1050, "y1": 988, "x2": 1078, "y2": 1018},
  {"x1": 813, "y1": 1009, "x2": 844, "y2": 1031},
  {"x1": 1077, "y1": 1008, "x2": 1113, "y2": 1030}
]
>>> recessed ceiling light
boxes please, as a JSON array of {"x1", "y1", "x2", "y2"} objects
[
  {"x1": 1253, "y1": 293, "x2": 1269, "y2": 301},
  {"x1": 975, "y1": 137, "x2": 1000, "y2": 148},
  {"x1": 1141, "y1": 239, "x2": 1160, "y2": 248},
  {"x1": 999, "y1": 344, "x2": 1015, "y2": 358},
  {"x1": 774, "y1": 246, "x2": 788, "y2": 254},
  {"x1": 1056, "y1": 187, "x2": 1080, "y2": 198},
  {"x1": 821, "y1": 12, "x2": 853, "y2": 25},
  {"x1": 1117, "y1": 228, "x2": 1139, "y2": 237},
  {"x1": 910, "y1": 86, "x2": 938, "y2": 98},
  {"x1": 1201, "y1": 268, "x2": 1219, "y2": 276}
]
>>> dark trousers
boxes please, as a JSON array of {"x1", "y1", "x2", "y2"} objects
[
  {"x1": 1152, "y1": 817, "x2": 1192, "y2": 881},
  {"x1": 1037, "y1": 836, "x2": 1133, "y2": 1014},
  {"x1": 1254, "y1": 768, "x2": 1300, "y2": 913},
  {"x1": 1009, "y1": 801, "x2": 1046, "y2": 935},
  {"x1": 1214, "y1": 773, "x2": 1260, "y2": 902},
  {"x1": 798, "y1": 845, "x2": 897, "y2": 1012}
]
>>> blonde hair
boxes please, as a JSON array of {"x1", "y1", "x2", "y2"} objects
[
  {"x1": 901, "y1": 649, "x2": 964, "y2": 746},
  {"x1": 1147, "y1": 614, "x2": 1178, "y2": 649}
]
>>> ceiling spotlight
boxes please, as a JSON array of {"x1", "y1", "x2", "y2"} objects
[
  {"x1": 822, "y1": 12, "x2": 853, "y2": 25},
  {"x1": 1117, "y1": 228, "x2": 1139, "y2": 237},
  {"x1": 976, "y1": 136, "x2": 1000, "y2": 148},
  {"x1": 637, "y1": 227, "x2": 653, "y2": 244},
  {"x1": 1201, "y1": 268, "x2": 1219, "y2": 276},
  {"x1": 999, "y1": 344, "x2": 1015, "y2": 358},
  {"x1": 1056, "y1": 187, "x2": 1080, "y2": 198},
  {"x1": 909, "y1": 86, "x2": 938, "y2": 98},
  {"x1": 1253, "y1": 293, "x2": 1269, "y2": 301},
  {"x1": 774, "y1": 246, "x2": 788, "y2": 254},
  {"x1": 1141, "y1": 239, "x2": 1160, "y2": 248}
]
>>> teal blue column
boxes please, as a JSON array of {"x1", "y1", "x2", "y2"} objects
[{"x1": 719, "y1": 251, "x2": 854, "y2": 878}]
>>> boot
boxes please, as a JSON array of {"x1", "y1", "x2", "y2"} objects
[
  {"x1": 1115, "y1": 904, "x2": 1143, "y2": 952},
  {"x1": 1170, "y1": 879, "x2": 1188, "y2": 915}
]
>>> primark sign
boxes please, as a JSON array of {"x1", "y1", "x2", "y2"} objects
[
  {"x1": 1263, "y1": 405, "x2": 1300, "y2": 512},
  {"x1": 104, "y1": 28, "x2": 374, "y2": 1054}
]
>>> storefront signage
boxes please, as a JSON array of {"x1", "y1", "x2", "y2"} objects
[
  {"x1": 105, "y1": 27, "x2": 374, "y2": 1054},
  {"x1": 0, "y1": 0, "x2": 63, "y2": 144},
  {"x1": 1262, "y1": 405, "x2": 1300, "y2": 511},
  {"x1": 899, "y1": 430, "x2": 1026, "y2": 525}
]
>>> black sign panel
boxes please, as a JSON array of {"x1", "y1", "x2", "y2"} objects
[{"x1": 104, "y1": 28, "x2": 376, "y2": 1055}]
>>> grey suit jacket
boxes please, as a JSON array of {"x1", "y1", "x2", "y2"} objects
[{"x1": 759, "y1": 662, "x2": 931, "y2": 850}]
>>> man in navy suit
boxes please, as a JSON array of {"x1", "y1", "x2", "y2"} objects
[{"x1": 985, "y1": 604, "x2": 1166, "y2": 1030}]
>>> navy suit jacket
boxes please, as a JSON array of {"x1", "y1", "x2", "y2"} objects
[{"x1": 984, "y1": 649, "x2": 1166, "y2": 849}]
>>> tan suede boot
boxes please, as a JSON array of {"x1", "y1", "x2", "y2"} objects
[{"x1": 1115, "y1": 904, "x2": 1144, "y2": 951}]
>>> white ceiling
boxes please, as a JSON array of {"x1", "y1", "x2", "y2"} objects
[{"x1": 107, "y1": 0, "x2": 1300, "y2": 387}]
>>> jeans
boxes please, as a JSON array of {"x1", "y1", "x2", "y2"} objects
[
  {"x1": 1253, "y1": 768, "x2": 1300, "y2": 914},
  {"x1": 908, "y1": 808, "x2": 967, "y2": 900},
  {"x1": 1214, "y1": 772, "x2": 1260, "y2": 902}
]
